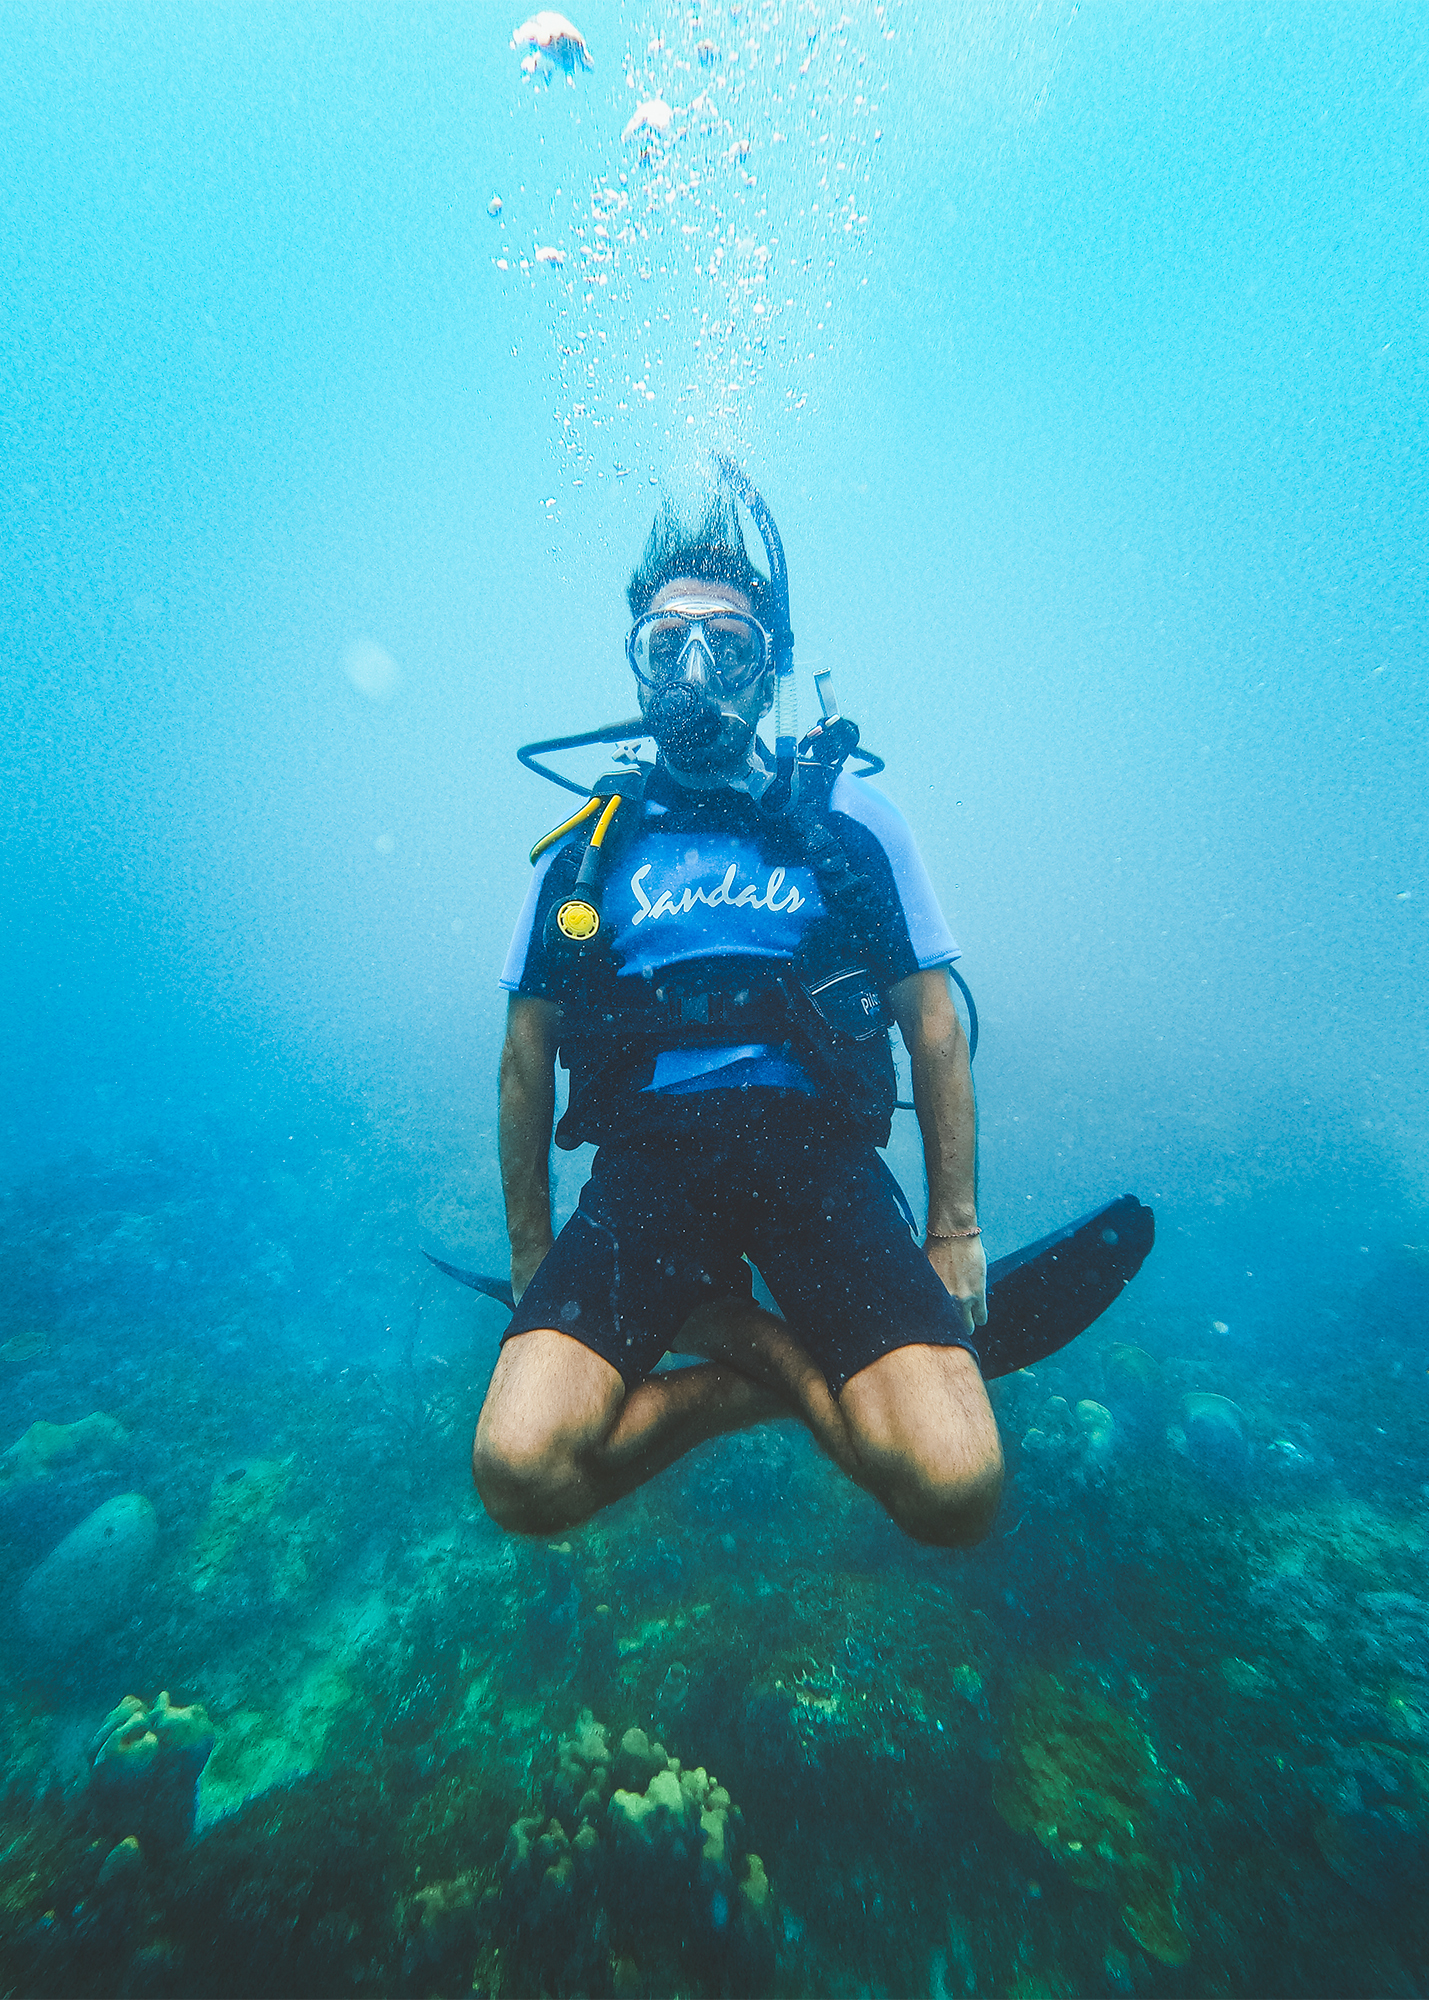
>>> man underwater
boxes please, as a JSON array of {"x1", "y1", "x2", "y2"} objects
[{"x1": 472, "y1": 468, "x2": 1003, "y2": 1548}]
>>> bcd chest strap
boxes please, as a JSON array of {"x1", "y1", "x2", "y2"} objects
[{"x1": 647, "y1": 972, "x2": 785, "y2": 1032}]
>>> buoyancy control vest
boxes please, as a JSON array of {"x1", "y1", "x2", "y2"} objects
[{"x1": 540, "y1": 772, "x2": 903, "y2": 1150}]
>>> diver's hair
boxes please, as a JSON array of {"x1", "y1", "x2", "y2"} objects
[{"x1": 626, "y1": 492, "x2": 772, "y2": 624}]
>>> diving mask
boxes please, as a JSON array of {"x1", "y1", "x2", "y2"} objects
[{"x1": 627, "y1": 597, "x2": 773, "y2": 695}]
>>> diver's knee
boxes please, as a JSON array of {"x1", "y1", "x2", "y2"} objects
[
  {"x1": 472, "y1": 1333, "x2": 622, "y2": 1534},
  {"x1": 471, "y1": 1421, "x2": 579, "y2": 1535},
  {"x1": 888, "y1": 1442, "x2": 1004, "y2": 1549}
]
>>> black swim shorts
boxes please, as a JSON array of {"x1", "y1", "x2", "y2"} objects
[{"x1": 503, "y1": 1099, "x2": 979, "y2": 1395}]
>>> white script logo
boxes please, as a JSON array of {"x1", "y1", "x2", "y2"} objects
[{"x1": 629, "y1": 861, "x2": 807, "y2": 926}]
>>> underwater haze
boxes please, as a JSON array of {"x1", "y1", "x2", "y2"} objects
[{"x1": 2, "y1": 1, "x2": 1427, "y2": 1994}]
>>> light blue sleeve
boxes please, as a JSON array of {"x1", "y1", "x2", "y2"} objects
[
  {"x1": 497, "y1": 842, "x2": 564, "y2": 992},
  {"x1": 829, "y1": 773, "x2": 960, "y2": 967}
]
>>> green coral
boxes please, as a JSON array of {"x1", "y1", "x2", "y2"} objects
[
  {"x1": 1312, "y1": 1737, "x2": 1429, "y2": 1901},
  {"x1": 1245, "y1": 1495, "x2": 1426, "y2": 1597},
  {"x1": 0, "y1": 1329, "x2": 48, "y2": 1366},
  {"x1": 460, "y1": 1710, "x2": 774, "y2": 1997},
  {"x1": 0, "y1": 1412, "x2": 127, "y2": 1489},
  {"x1": 1103, "y1": 1342, "x2": 1160, "y2": 1392},
  {"x1": 196, "y1": 1659, "x2": 359, "y2": 1828},
  {"x1": 89, "y1": 1690, "x2": 219, "y2": 1854},
  {"x1": 189, "y1": 1456, "x2": 312, "y2": 1600},
  {"x1": 1018, "y1": 1396, "x2": 1116, "y2": 1482},
  {"x1": 993, "y1": 1670, "x2": 1190, "y2": 1967}
]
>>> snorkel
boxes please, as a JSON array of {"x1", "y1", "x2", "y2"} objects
[{"x1": 713, "y1": 453, "x2": 797, "y2": 796}]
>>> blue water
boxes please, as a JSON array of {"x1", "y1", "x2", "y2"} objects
[{"x1": 2, "y1": 2, "x2": 1426, "y2": 1993}]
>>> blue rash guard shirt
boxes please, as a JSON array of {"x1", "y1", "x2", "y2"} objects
[{"x1": 499, "y1": 763, "x2": 959, "y2": 1132}]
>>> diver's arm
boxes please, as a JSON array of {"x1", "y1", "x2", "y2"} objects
[
  {"x1": 888, "y1": 967, "x2": 988, "y2": 1334},
  {"x1": 499, "y1": 995, "x2": 562, "y2": 1302}
]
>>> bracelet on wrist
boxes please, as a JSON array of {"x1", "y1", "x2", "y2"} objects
[{"x1": 926, "y1": 1226, "x2": 981, "y2": 1240}]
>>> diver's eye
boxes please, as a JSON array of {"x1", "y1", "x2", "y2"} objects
[
  {"x1": 708, "y1": 620, "x2": 761, "y2": 674},
  {"x1": 645, "y1": 621, "x2": 687, "y2": 676}
]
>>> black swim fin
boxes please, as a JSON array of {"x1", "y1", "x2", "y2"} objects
[
  {"x1": 978, "y1": 1193, "x2": 1154, "y2": 1380},
  {"x1": 422, "y1": 1194, "x2": 1153, "y2": 1378},
  {"x1": 422, "y1": 1251, "x2": 515, "y2": 1311}
]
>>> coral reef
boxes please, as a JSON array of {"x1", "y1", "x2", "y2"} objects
[
  {"x1": 20, "y1": 1491, "x2": 158, "y2": 1642},
  {"x1": 1312, "y1": 1738, "x2": 1429, "y2": 1903},
  {"x1": 993, "y1": 1670, "x2": 1190, "y2": 1966},
  {"x1": 1103, "y1": 1342, "x2": 1159, "y2": 1394},
  {"x1": 95, "y1": 1832, "x2": 145, "y2": 1891},
  {"x1": 1181, "y1": 1392, "x2": 1250, "y2": 1482},
  {"x1": 1019, "y1": 1395, "x2": 1117, "y2": 1483},
  {"x1": 188, "y1": 1455, "x2": 312, "y2": 1601},
  {"x1": 459, "y1": 1710, "x2": 775, "y2": 1997},
  {"x1": 1099, "y1": 1343, "x2": 1164, "y2": 1441},
  {"x1": 194, "y1": 1657, "x2": 359, "y2": 1828},
  {"x1": 90, "y1": 1690, "x2": 218, "y2": 1854},
  {"x1": 0, "y1": 1328, "x2": 49, "y2": 1366},
  {"x1": 1, "y1": 1123, "x2": 1427, "y2": 1997},
  {"x1": 0, "y1": 1412, "x2": 127, "y2": 1489}
]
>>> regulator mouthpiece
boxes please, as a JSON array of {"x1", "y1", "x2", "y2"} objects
[{"x1": 645, "y1": 681, "x2": 724, "y2": 759}]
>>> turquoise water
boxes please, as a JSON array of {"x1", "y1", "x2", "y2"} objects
[{"x1": 2, "y1": 3, "x2": 1427, "y2": 1993}]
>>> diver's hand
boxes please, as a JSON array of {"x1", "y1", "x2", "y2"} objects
[
  {"x1": 510, "y1": 1239, "x2": 553, "y2": 1306},
  {"x1": 925, "y1": 1235, "x2": 989, "y2": 1337}
]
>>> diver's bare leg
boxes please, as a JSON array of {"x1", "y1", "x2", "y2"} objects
[
  {"x1": 840, "y1": 1343, "x2": 1003, "y2": 1547},
  {"x1": 472, "y1": 1327, "x2": 790, "y2": 1535},
  {"x1": 672, "y1": 1299, "x2": 1003, "y2": 1545},
  {"x1": 671, "y1": 1296, "x2": 863, "y2": 1478}
]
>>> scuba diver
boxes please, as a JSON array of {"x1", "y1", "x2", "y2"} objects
[{"x1": 470, "y1": 460, "x2": 1005, "y2": 1548}]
